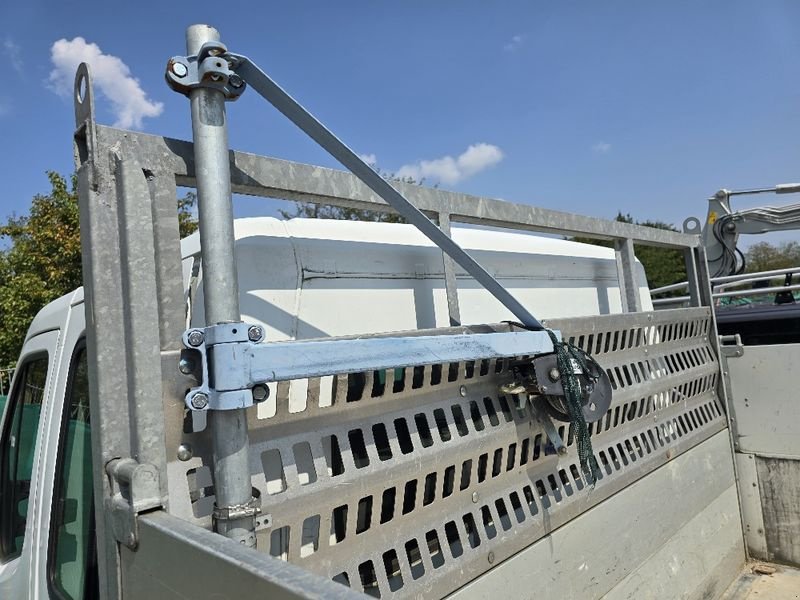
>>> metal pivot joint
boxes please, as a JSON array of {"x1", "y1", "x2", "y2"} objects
[
  {"x1": 166, "y1": 41, "x2": 246, "y2": 100},
  {"x1": 182, "y1": 321, "x2": 269, "y2": 411}
]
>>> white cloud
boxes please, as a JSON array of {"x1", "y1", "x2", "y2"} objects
[
  {"x1": 4, "y1": 38, "x2": 22, "y2": 74},
  {"x1": 396, "y1": 143, "x2": 504, "y2": 185},
  {"x1": 48, "y1": 37, "x2": 163, "y2": 129},
  {"x1": 592, "y1": 141, "x2": 612, "y2": 154},
  {"x1": 504, "y1": 34, "x2": 525, "y2": 52},
  {"x1": 359, "y1": 153, "x2": 377, "y2": 165}
]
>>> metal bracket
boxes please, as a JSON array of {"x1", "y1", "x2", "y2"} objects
[
  {"x1": 719, "y1": 333, "x2": 744, "y2": 358},
  {"x1": 182, "y1": 321, "x2": 266, "y2": 411},
  {"x1": 532, "y1": 403, "x2": 568, "y2": 455},
  {"x1": 183, "y1": 323, "x2": 556, "y2": 411},
  {"x1": 105, "y1": 458, "x2": 163, "y2": 549},
  {"x1": 165, "y1": 42, "x2": 246, "y2": 100}
]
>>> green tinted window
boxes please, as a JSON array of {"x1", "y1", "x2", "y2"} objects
[
  {"x1": 49, "y1": 346, "x2": 98, "y2": 599},
  {"x1": 0, "y1": 355, "x2": 48, "y2": 560}
]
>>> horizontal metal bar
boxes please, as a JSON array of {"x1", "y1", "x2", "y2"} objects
[
  {"x1": 232, "y1": 54, "x2": 542, "y2": 330},
  {"x1": 652, "y1": 296, "x2": 691, "y2": 306},
  {"x1": 714, "y1": 283, "x2": 800, "y2": 299},
  {"x1": 93, "y1": 125, "x2": 699, "y2": 250},
  {"x1": 652, "y1": 266, "x2": 800, "y2": 296},
  {"x1": 214, "y1": 330, "x2": 556, "y2": 388}
]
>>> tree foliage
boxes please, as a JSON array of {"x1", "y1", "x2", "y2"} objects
[
  {"x1": 0, "y1": 173, "x2": 198, "y2": 368},
  {"x1": 572, "y1": 212, "x2": 687, "y2": 290},
  {"x1": 744, "y1": 241, "x2": 800, "y2": 273}
]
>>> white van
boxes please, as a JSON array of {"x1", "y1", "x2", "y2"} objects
[{"x1": 0, "y1": 218, "x2": 641, "y2": 598}]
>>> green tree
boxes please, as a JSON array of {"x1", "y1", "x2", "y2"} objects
[
  {"x1": 573, "y1": 212, "x2": 686, "y2": 290},
  {"x1": 0, "y1": 173, "x2": 198, "y2": 369},
  {"x1": 278, "y1": 169, "x2": 429, "y2": 222},
  {"x1": 744, "y1": 241, "x2": 800, "y2": 273}
]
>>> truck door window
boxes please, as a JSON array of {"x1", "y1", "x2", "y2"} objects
[
  {"x1": 0, "y1": 354, "x2": 48, "y2": 561},
  {"x1": 48, "y1": 344, "x2": 98, "y2": 600}
]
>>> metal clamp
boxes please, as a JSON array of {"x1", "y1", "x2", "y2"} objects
[
  {"x1": 165, "y1": 42, "x2": 246, "y2": 100},
  {"x1": 182, "y1": 321, "x2": 268, "y2": 411},
  {"x1": 213, "y1": 494, "x2": 262, "y2": 522}
]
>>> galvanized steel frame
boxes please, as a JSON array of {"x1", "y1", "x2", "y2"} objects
[{"x1": 72, "y1": 49, "x2": 722, "y2": 598}]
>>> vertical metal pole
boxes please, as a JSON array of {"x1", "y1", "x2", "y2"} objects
[
  {"x1": 684, "y1": 247, "x2": 702, "y2": 308},
  {"x1": 614, "y1": 237, "x2": 642, "y2": 312},
  {"x1": 438, "y1": 213, "x2": 462, "y2": 326},
  {"x1": 186, "y1": 24, "x2": 255, "y2": 546}
]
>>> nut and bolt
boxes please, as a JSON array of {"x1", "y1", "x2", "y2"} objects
[
  {"x1": 248, "y1": 325, "x2": 264, "y2": 342},
  {"x1": 229, "y1": 74, "x2": 244, "y2": 89},
  {"x1": 187, "y1": 330, "x2": 205, "y2": 347},
  {"x1": 191, "y1": 392, "x2": 209, "y2": 410},
  {"x1": 459, "y1": 385, "x2": 467, "y2": 397},
  {"x1": 252, "y1": 384, "x2": 270, "y2": 403},
  {"x1": 548, "y1": 368, "x2": 561, "y2": 382},
  {"x1": 177, "y1": 443, "x2": 194, "y2": 462},
  {"x1": 179, "y1": 357, "x2": 195, "y2": 375},
  {"x1": 170, "y1": 61, "x2": 188, "y2": 78},
  {"x1": 472, "y1": 491, "x2": 479, "y2": 503},
  {"x1": 487, "y1": 551, "x2": 495, "y2": 564}
]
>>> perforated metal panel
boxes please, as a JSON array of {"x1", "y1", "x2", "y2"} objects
[{"x1": 165, "y1": 307, "x2": 725, "y2": 598}]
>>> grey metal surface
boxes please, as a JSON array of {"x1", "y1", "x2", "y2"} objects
[
  {"x1": 90, "y1": 124, "x2": 698, "y2": 249},
  {"x1": 451, "y1": 431, "x2": 741, "y2": 600},
  {"x1": 189, "y1": 327, "x2": 555, "y2": 411},
  {"x1": 232, "y1": 53, "x2": 543, "y2": 330},
  {"x1": 122, "y1": 511, "x2": 362, "y2": 599},
  {"x1": 734, "y1": 453, "x2": 768, "y2": 560},
  {"x1": 614, "y1": 238, "x2": 642, "y2": 312},
  {"x1": 182, "y1": 25, "x2": 256, "y2": 546},
  {"x1": 167, "y1": 308, "x2": 726, "y2": 597},
  {"x1": 438, "y1": 213, "x2": 461, "y2": 326},
  {"x1": 726, "y1": 344, "x2": 800, "y2": 457}
]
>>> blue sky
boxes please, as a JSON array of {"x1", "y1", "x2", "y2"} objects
[{"x1": 2, "y1": 1, "x2": 800, "y2": 247}]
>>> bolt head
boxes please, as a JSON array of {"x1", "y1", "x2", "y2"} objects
[
  {"x1": 252, "y1": 384, "x2": 270, "y2": 402},
  {"x1": 229, "y1": 74, "x2": 244, "y2": 89},
  {"x1": 177, "y1": 443, "x2": 193, "y2": 461},
  {"x1": 171, "y1": 61, "x2": 188, "y2": 78},
  {"x1": 472, "y1": 491, "x2": 479, "y2": 503},
  {"x1": 191, "y1": 392, "x2": 209, "y2": 410},
  {"x1": 248, "y1": 325, "x2": 264, "y2": 342},
  {"x1": 459, "y1": 385, "x2": 467, "y2": 397},
  {"x1": 548, "y1": 368, "x2": 561, "y2": 382},
  {"x1": 179, "y1": 357, "x2": 195, "y2": 375},
  {"x1": 488, "y1": 551, "x2": 495, "y2": 564},
  {"x1": 187, "y1": 330, "x2": 204, "y2": 347}
]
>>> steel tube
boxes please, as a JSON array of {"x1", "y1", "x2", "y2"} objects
[{"x1": 186, "y1": 24, "x2": 255, "y2": 546}]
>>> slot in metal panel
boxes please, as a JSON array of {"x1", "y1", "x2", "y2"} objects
[{"x1": 165, "y1": 307, "x2": 725, "y2": 598}]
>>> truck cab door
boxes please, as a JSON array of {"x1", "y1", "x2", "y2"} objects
[{"x1": 0, "y1": 330, "x2": 59, "y2": 598}]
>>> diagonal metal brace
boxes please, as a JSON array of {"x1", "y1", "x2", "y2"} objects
[{"x1": 226, "y1": 53, "x2": 543, "y2": 331}]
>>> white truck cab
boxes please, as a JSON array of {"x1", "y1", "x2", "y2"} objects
[{"x1": 0, "y1": 289, "x2": 92, "y2": 599}]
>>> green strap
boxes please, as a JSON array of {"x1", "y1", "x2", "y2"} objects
[{"x1": 546, "y1": 330, "x2": 602, "y2": 485}]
